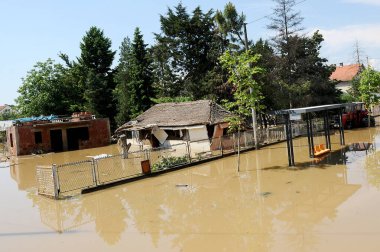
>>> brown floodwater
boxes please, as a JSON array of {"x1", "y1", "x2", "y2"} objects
[{"x1": 1, "y1": 127, "x2": 380, "y2": 251}]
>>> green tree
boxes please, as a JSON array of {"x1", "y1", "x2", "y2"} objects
[
  {"x1": 219, "y1": 50, "x2": 263, "y2": 131},
  {"x1": 358, "y1": 67, "x2": 380, "y2": 109},
  {"x1": 114, "y1": 28, "x2": 155, "y2": 124},
  {"x1": 16, "y1": 59, "x2": 73, "y2": 116},
  {"x1": 114, "y1": 37, "x2": 133, "y2": 126},
  {"x1": 268, "y1": 0, "x2": 304, "y2": 108},
  {"x1": 153, "y1": 4, "x2": 223, "y2": 99},
  {"x1": 215, "y1": 2, "x2": 246, "y2": 51},
  {"x1": 78, "y1": 26, "x2": 116, "y2": 120}
]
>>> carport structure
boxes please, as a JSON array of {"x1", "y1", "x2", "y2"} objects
[{"x1": 274, "y1": 104, "x2": 346, "y2": 166}]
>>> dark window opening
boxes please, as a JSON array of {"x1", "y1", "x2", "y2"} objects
[
  {"x1": 223, "y1": 127, "x2": 229, "y2": 136},
  {"x1": 34, "y1": 132, "x2": 42, "y2": 144},
  {"x1": 67, "y1": 127, "x2": 90, "y2": 151},
  {"x1": 165, "y1": 130, "x2": 184, "y2": 140},
  {"x1": 10, "y1": 133, "x2": 14, "y2": 147},
  {"x1": 207, "y1": 125, "x2": 215, "y2": 139}
]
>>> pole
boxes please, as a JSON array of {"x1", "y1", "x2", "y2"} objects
[
  {"x1": 367, "y1": 56, "x2": 371, "y2": 128},
  {"x1": 243, "y1": 22, "x2": 259, "y2": 150}
]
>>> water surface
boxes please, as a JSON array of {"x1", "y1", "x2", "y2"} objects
[{"x1": 1, "y1": 128, "x2": 380, "y2": 251}]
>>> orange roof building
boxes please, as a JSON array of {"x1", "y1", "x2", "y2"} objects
[{"x1": 330, "y1": 64, "x2": 362, "y2": 93}]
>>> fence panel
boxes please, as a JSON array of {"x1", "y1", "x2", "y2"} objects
[
  {"x1": 36, "y1": 165, "x2": 56, "y2": 198},
  {"x1": 56, "y1": 160, "x2": 95, "y2": 194},
  {"x1": 189, "y1": 139, "x2": 219, "y2": 161},
  {"x1": 221, "y1": 134, "x2": 236, "y2": 154},
  {"x1": 96, "y1": 151, "x2": 144, "y2": 185}
]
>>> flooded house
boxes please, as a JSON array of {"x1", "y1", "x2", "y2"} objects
[
  {"x1": 6, "y1": 112, "x2": 111, "y2": 156},
  {"x1": 115, "y1": 100, "x2": 231, "y2": 152}
]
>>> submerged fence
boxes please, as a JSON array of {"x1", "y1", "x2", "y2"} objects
[{"x1": 37, "y1": 121, "x2": 325, "y2": 199}]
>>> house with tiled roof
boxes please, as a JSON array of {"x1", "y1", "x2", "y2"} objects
[
  {"x1": 329, "y1": 63, "x2": 362, "y2": 93},
  {"x1": 115, "y1": 100, "x2": 232, "y2": 151}
]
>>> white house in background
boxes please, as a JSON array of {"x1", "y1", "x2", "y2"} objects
[
  {"x1": 330, "y1": 63, "x2": 362, "y2": 93},
  {"x1": 0, "y1": 104, "x2": 13, "y2": 115},
  {"x1": 115, "y1": 100, "x2": 232, "y2": 154}
]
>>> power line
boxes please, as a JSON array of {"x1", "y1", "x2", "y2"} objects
[{"x1": 246, "y1": 0, "x2": 307, "y2": 25}]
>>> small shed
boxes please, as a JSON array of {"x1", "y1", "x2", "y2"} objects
[
  {"x1": 115, "y1": 100, "x2": 231, "y2": 150},
  {"x1": 7, "y1": 113, "x2": 111, "y2": 156}
]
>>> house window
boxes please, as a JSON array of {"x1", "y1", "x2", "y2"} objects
[
  {"x1": 34, "y1": 132, "x2": 42, "y2": 144},
  {"x1": 165, "y1": 130, "x2": 184, "y2": 140}
]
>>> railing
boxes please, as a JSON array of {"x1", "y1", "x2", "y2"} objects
[{"x1": 36, "y1": 121, "x2": 326, "y2": 199}]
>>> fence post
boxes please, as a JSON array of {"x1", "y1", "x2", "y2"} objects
[
  {"x1": 91, "y1": 159, "x2": 99, "y2": 186},
  {"x1": 220, "y1": 136, "x2": 223, "y2": 157},
  {"x1": 52, "y1": 164, "x2": 59, "y2": 200},
  {"x1": 186, "y1": 141, "x2": 192, "y2": 163}
]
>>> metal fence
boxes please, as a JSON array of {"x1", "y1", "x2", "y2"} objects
[{"x1": 36, "y1": 121, "x2": 325, "y2": 199}]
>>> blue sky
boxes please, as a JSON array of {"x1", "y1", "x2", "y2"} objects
[{"x1": 1, "y1": 0, "x2": 379, "y2": 105}]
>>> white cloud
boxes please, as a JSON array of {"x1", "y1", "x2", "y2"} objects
[
  {"x1": 344, "y1": 0, "x2": 380, "y2": 6},
  {"x1": 317, "y1": 24, "x2": 380, "y2": 69}
]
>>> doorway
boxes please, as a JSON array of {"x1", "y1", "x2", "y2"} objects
[
  {"x1": 67, "y1": 127, "x2": 89, "y2": 151},
  {"x1": 50, "y1": 129, "x2": 63, "y2": 152}
]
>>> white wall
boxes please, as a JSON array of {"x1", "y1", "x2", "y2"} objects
[{"x1": 188, "y1": 126, "x2": 208, "y2": 141}]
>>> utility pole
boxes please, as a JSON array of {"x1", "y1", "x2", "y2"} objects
[
  {"x1": 367, "y1": 56, "x2": 372, "y2": 127},
  {"x1": 243, "y1": 22, "x2": 259, "y2": 150},
  {"x1": 355, "y1": 40, "x2": 361, "y2": 65}
]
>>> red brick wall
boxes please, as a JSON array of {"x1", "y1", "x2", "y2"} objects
[{"x1": 7, "y1": 118, "x2": 111, "y2": 156}]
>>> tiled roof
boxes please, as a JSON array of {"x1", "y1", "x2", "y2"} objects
[
  {"x1": 330, "y1": 64, "x2": 361, "y2": 82},
  {"x1": 116, "y1": 100, "x2": 231, "y2": 132}
]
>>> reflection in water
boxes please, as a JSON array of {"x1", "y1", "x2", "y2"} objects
[{"x1": 5, "y1": 127, "x2": 380, "y2": 251}]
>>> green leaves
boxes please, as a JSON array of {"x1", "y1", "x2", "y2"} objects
[
  {"x1": 115, "y1": 28, "x2": 154, "y2": 125},
  {"x1": 220, "y1": 50, "x2": 264, "y2": 131},
  {"x1": 358, "y1": 67, "x2": 380, "y2": 108},
  {"x1": 16, "y1": 59, "x2": 70, "y2": 117}
]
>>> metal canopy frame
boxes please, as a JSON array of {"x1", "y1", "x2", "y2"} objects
[{"x1": 274, "y1": 104, "x2": 346, "y2": 167}]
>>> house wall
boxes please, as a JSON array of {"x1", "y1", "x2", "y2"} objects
[
  {"x1": 336, "y1": 81, "x2": 352, "y2": 93},
  {"x1": 188, "y1": 126, "x2": 208, "y2": 141},
  {"x1": 7, "y1": 118, "x2": 111, "y2": 156}
]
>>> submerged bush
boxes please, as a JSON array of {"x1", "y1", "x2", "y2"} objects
[{"x1": 152, "y1": 156, "x2": 188, "y2": 171}]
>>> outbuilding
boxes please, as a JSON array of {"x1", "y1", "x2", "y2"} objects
[
  {"x1": 7, "y1": 112, "x2": 111, "y2": 156},
  {"x1": 115, "y1": 100, "x2": 232, "y2": 151}
]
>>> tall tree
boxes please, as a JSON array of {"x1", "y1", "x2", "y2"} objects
[
  {"x1": 114, "y1": 37, "x2": 133, "y2": 126},
  {"x1": 16, "y1": 59, "x2": 73, "y2": 116},
  {"x1": 215, "y1": 2, "x2": 246, "y2": 51},
  {"x1": 267, "y1": 0, "x2": 304, "y2": 49},
  {"x1": 78, "y1": 26, "x2": 116, "y2": 121},
  {"x1": 114, "y1": 28, "x2": 155, "y2": 124},
  {"x1": 268, "y1": 0, "x2": 304, "y2": 108},
  {"x1": 153, "y1": 4, "x2": 222, "y2": 99}
]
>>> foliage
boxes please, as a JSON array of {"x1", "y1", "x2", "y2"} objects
[
  {"x1": 215, "y1": 2, "x2": 246, "y2": 50},
  {"x1": 340, "y1": 93, "x2": 357, "y2": 103},
  {"x1": 152, "y1": 155, "x2": 188, "y2": 171},
  {"x1": 114, "y1": 28, "x2": 155, "y2": 125},
  {"x1": 0, "y1": 109, "x2": 19, "y2": 120},
  {"x1": 267, "y1": 0, "x2": 304, "y2": 48},
  {"x1": 114, "y1": 37, "x2": 133, "y2": 126},
  {"x1": 358, "y1": 67, "x2": 380, "y2": 108},
  {"x1": 78, "y1": 26, "x2": 116, "y2": 121},
  {"x1": 16, "y1": 59, "x2": 74, "y2": 116},
  {"x1": 268, "y1": 0, "x2": 339, "y2": 108},
  {"x1": 151, "y1": 96, "x2": 193, "y2": 104},
  {"x1": 220, "y1": 49, "x2": 263, "y2": 131},
  {"x1": 153, "y1": 3, "x2": 224, "y2": 99}
]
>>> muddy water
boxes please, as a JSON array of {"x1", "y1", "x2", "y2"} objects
[{"x1": 1, "y1": 128, "x2": 380, "y2": 251}]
